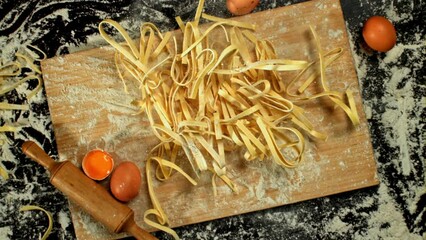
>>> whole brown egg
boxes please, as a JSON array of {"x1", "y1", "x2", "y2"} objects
[
  {"x1": 226, "y1": 0, "x2": 260, "y2": 16},
  {"x1": 110, "y1": 161, "x2": 142, "y2": 202}
]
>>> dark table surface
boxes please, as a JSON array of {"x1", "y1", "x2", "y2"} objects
[{"x1": 0, "y1": 0, "x2": 425, "y2": 239}]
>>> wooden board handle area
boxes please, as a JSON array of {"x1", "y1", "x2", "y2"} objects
[{"x1": 22, "y1": 141, "x2": 157, "y2": 240}]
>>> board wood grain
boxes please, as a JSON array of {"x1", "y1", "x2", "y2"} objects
[{"x1": 40, "y1": 0, "x2": 379, "y2": 239}]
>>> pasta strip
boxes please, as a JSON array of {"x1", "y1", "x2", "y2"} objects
[
  {"x1": 19, "y1": 205, "x2": 53, "y2": 240},
  {"x1": 202, "y1": 13, "x2": 256, "y2": 30},
  {"x1": 236, "y1": 120, "x2": 267, "y2": 154},
  {"x1": 0, "y1": 102, "x2": 29, "y2": 110},
  {"x1": 214, "y1": 59, "x2": 308, "y2": 74},
  {"x1": 0, "y1": 163, "x2": 8, "y2": 180},
  {"x1": 144, "y1": 147, "x2": 197, "y2": 238},
  {"x1": 25, "y1": 45, "x2": 47, "y2": 61},
  {"x1": 16, "y1": 53, "x2": 41, "y2": 74},
  {"x1": 0, "y1": 62, "x2": 21, "y2": 77}
]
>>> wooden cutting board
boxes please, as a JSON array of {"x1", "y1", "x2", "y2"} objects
[{"x1": 41, "y1": 0, "x2": 378, "y2": 239}]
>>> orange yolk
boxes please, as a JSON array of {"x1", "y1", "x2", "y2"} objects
[{"x1": 82, "y1": 150, "x2": 114, "y2": 180}]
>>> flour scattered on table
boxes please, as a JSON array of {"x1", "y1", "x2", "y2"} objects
[
  {"x1": 334, "y1": 3, "x2": 426, "y2": 238},
  {"x1": 57, "y1": 209, "x2": 71, "y2": 230},
  {"x1": 0, "y1": 226, "x2": 12, "y2": 240}
]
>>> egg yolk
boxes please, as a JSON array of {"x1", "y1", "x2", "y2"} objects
[{"x1": 82, "y1": 150, "x2": 114, "y2": 180}]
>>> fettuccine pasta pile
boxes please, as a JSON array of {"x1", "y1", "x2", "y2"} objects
[{"x1": 99, "y1": 0, "x2": 359, "y2": 238}]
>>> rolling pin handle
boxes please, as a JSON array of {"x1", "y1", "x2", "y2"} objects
[
  {"x1": 22, "y1": 141, "x2": 58, "y2": 172},
  {"x1": 22, "y1": 140, "x2": 158, "y2": 240},
  {"x1": 124, "y1": 218, "x2": 158, "y2": 240}
]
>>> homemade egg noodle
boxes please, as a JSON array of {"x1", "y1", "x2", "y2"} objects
[
  {"x1": 99, "y1": 0, "x2": 359, "y2": 238},
  {"x1": 19, "y1": 205, "x2": 53, "y2": 240},
  {"x1": 1, "y1": 45, "x2": 44, "y2": 180},
  {"x1": 0, "y1": 45, "x2": 44, "y2": 113}
]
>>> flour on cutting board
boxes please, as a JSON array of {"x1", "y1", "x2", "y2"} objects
[{"x1": 44, "y1": 55, "x2": 152, "y2": 162}]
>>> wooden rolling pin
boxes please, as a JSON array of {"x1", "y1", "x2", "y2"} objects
[{"x1": 22, "y1": 141, "x2": 157, "y2": 240}]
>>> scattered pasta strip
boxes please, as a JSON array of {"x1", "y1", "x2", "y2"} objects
[
  {"x1": 25, "y1": 44, "x2": 48, "y2": 62},
  {"x1": 19, "y1": 205, "x2": 53, "y2": 240},
  {"x1": 0, "y1": 47, "x2": 43, "y2": 130},
  {"x1": 0, "y1": 75, "x2": 42, "y2": 99},
  {"x1": 144, "y1": 144, "x2": 197, "y2": 239},
  {"x1": 99, "y1": 0, "x2": 360, "y2": 238},
  {"x1": 0, "y1": 126, "x2": 18, "y2": 132},
  {"x1": 0, "y1": 102, "x2": 29, "y2": 111},
  {"x1": 201, "y1": 13, "x2": 256, "y2": 30},
  {"x1": 1, "y1": 61, "x2": 42, "y2": 110},
  {"x1": 0, "y1": 62, "x2": 21, "y2": 77},
  {"x1": 1, "y1": 47, "x2": 44, "y2": 185},
  {"x1": 284, "y1": 27, "x2": 360, "y2": 126},
  {"x1": 0, "y1": 163, "x2": 8, "y2": 180}
]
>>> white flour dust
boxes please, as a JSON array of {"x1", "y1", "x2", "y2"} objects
[{"x1": 340, "y1": 3, "x2": 425, "y2": 238}]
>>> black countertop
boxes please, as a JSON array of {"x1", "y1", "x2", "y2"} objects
[{"x1": 0, "y1": 0, "x2": 424, "y2": 239}]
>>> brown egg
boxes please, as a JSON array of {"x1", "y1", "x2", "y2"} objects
[
  {"x1": 110, "y1": 161, "x2": 142, "y2": 202},
  {"x1": 226, "y1": 0, "x2": 259, "y2": 16},
  {"x1": 362, "y1": 16, "x2": 397, "y2": 52}
]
